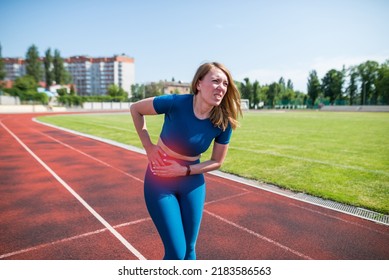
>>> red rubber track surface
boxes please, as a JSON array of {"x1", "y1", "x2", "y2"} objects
[{"x1": 1, "y1": 113, "x2": 388, "y2": 260}]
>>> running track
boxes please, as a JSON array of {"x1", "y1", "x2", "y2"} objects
[{"x1": 0, "y1": 112, "x2": 388, "y2": 260}]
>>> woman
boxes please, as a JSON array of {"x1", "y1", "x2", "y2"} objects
[{"x1": 130, "y1": 62, "x2": 241, "y2": 260}]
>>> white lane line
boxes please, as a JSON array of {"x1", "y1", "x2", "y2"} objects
[
  {"x1": 36, "y1": 129, "x2": 144, "y2": 183},
  {"x1": 204, "y1": 210, "x2": 313, "y2": 260},
  {"x1": 0, "y1": 228, "x2": 106, "y2": 259},
  {"x1": 290, "y1": 203, "x2": 389, "y2": 236},
  {"x1": 204, "y1": 191, "x2": 251, "y2": 206},
  {"x1": 0, "y1": 121, "x2": 146, "y2": 260},
  {"x1": 207, "y1": 175, "x2": 250, "y2": 192},
  {"x1": 0, "y1": 217, "x2": 151, "y2": 259}
]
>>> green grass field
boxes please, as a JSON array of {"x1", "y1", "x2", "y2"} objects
[{"x1": 38, "y1": 111, "x2": 389, "y2": 214}]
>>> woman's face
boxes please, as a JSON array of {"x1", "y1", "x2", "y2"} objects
[{"x1": 196, "y1": 67, "x2": 228, "y2": 107}]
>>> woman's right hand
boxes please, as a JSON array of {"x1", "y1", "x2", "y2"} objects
[{"x1": 145, "y1": 144, "x2": 166, "y2": 168}]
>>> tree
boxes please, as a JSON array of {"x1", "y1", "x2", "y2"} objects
[
  {"x1": 285, "y1": 79, "x2": 296, "y2": 105},
  {"x1": 10, "y1": 75, "x2": 48, "y2": 104},
  {"x1": 278, "y1": 77, "x2": 286, "y2": 105},
  {"x1": 279, "y1": 77, "x2": 285, "y2": 90},
  {"x1": 131, "y1": 83, "x2": 145, "y2": 102},
  {"x1": 13, "y1": 75, "x2": 37, "y2": 92},
  {"x1": 294, "y1": 90, "x2": 307, "y2": 106},
  {"x1": 44, "y1": 48, "x2": 54, "y2": 89},
  {"x1": 259, "y1": 86, "x2": 269, "y2": 107},
  {"x1": 307, "y1": 70, "x2": 321, "y2": 107},
  {"x1": 280, "y1": 87, "x2": 296, "y2": 106},
  {"x1": 357, "y1": 60, "x2": 379, "y2": 105},
  {"x1": 321, "y1": 69, "x2": 344, "y2": 105},
  {"x1": 145, "y1": 82, "x2": 163, "y2": 98},
  {"x1": 240, "y1": 78, "x2": 253, "y2": 108},
  {"x1": 53, "y1": 49, "x2": 71, "y2": 85},
  {"x1": 287, "y1": 79, "x2": 294, "y2": 90},
  {"x1": 25, "y1": 44, "x2": 42, "y2": 83},
  {"x1": 376, "y1": 60, "x2": 389, "y2": 105},
  {"x1": 252, "y1": 80, "x2": 260, "y2": 108},
  {"x1": 346, "y1": 66, "x2": 359, "y2": 105},
  {"x1": 266, "y1": 82, "x2": 280, "y2": 108},
  {"x1": 56, "y1": 88, "x2": 67, "y2": 97},
  {"x1": 0, "y1": 43, "x2": 6, "y2": 81},
  {"x1": 107, "y1": 84, "x2": 128, "y2": 101},
  {"x1": 70, "y1": 84, "x2": 76, "y2": 95}
]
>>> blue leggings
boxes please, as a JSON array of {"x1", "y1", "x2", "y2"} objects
[{"x1": 144, "y1": 158, "x2": 205, "y2": 260}]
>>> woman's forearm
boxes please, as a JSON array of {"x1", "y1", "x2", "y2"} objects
[
  {"x1": 130, "y1": 105, "x2": 153, "y2": 149},
  {"x1": 188, "y1": 159, "x2": 222, "y2": 175},
  {"x1": 187, "y1": 142, "x2": 228, "y2": 175}
]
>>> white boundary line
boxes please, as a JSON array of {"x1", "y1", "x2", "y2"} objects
[
  {"x1": 0, "y1": 121, "x2": 146, "y2": 260},
  {"x1": 0, "y1": 218, "x2": 151, "y2": 259},
  {"x1": 36, "y1": 129, "x2": 144, "y2": 183},
  {"x1": 204, "y1": 210, "x2": 313, "y2": 260}
]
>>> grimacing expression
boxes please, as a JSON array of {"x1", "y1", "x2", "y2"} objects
[{"x1": 197, "y1": 67, "x2": 228, "y2": 107}]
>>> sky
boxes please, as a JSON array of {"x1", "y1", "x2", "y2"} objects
[{"x1": 1, "y1": 0, "x2": 388, "y2": 92}]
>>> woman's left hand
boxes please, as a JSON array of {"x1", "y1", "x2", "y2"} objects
[{"x1": 151, "y1": 159, "x2": 187, "y2": 177}]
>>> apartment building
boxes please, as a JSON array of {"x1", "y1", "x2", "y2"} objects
[
  {"x1": 65, "y1": 55, "x2": 135, "y2": 96},
  {"x1": 4, "y1": 58, "x2": 26, "y2": 80},
  {"x1": 2, "y1": 55, "x2": 135, "y2": 96}
]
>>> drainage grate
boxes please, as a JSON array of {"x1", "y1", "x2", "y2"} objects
[{"x1": 292, "y1": 193, "x2": 389, "y2": 226}]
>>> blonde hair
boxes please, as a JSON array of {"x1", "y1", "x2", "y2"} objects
[{"x1": 191, "y1": 62, "x2": 242, "y2": 130}]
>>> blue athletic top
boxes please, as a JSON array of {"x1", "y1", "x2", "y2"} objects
[{"x1": 153, "y1": 94, "x2": 232, "y2": 157}]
